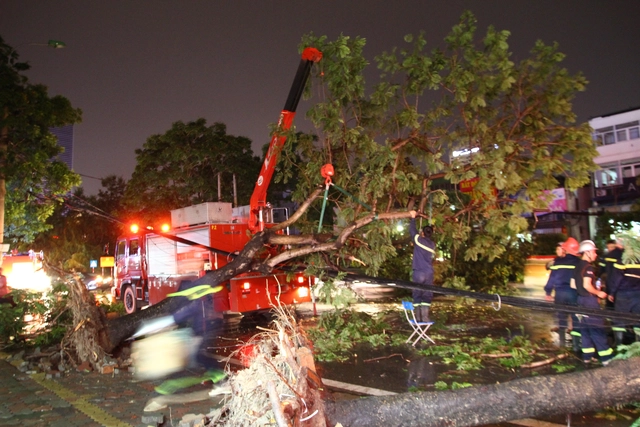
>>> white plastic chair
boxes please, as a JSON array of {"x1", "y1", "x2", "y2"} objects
[{"x1": 402, "y1": 301, "x2": 435, "y2": 347}]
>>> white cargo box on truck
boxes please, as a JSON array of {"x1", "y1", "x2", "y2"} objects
[{"x1": 170, "y1": 202, "x2": 233, "y2": 228}]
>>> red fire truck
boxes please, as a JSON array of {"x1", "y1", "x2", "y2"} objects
[{"x1": 111, "y1": 47, "x2": 321, "y2": 314}]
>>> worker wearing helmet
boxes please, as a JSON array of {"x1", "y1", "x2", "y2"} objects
[
  {"x1": 544, "y1": 237, "x2": 581, "y2": 351},
  {"x1": 409, "y1": 210, "x2": 436, "y2": 322},
  {"x1": 608, "y1": 238, "x2": 640, "y2": 347},
  {"x1": 573, "y1": 240, "x2": 613, "y2": 365}
]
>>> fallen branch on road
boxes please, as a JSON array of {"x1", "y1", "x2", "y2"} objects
[{"x1": 520, "y1": 353, "x2": 568, "y2": 369}]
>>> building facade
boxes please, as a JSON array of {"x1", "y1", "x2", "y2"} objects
[{"x1": 587, "y1": 107, "x2": 640, "y2": 235}]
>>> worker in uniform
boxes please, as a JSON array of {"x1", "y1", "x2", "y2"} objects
[
  {"x1": 545, "y1": 241, "x2": 565, "y2": 271},
  {"x1": 603, "y1": 239, "x2": 624, "y2": 311},
  {"x1": 608, "y1": 239, "x2": 640, "y2": 347},
  {"x1": 133, "y1": 279, "x2": 226, "y2": 395},
  {"x1": 409, "y1": 210, "x2": 436, "y2": 322},
  {"x1": 544, "y1": 237, "x2": 581, "y2": 350},
  {"x1": 573, "y1": 240, "x2": 613, "y2": 365}
]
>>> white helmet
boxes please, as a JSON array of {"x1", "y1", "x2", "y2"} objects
[{"x1": 579, "y1": 240, "x2": 597, "y2": 253}]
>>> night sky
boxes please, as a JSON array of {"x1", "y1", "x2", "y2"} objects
[{"x1": 2, "y1": 1, "x2": 639, "y2": 195}]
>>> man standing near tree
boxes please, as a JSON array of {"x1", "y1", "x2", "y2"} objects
[
  {"x1": 409, "y1": 210, "x2": 436, "y2": 322},
  {"x1": 544, "y1": 237, "x2": 581, "y2": 351},
  {"x1": 573, "y1": 240, "x2": 613, "y2": 365}
]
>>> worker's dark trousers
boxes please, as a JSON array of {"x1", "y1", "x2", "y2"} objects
[
  {"x1": 612, "y1": 289, "x2": 640, "y2": 344},
  {"x1": 554, "y1": 287, "x2": 580, "y2": 336},
  {"x1": 412, "y1": 270, "x2": 433, "y2": 322},
  {"x1": 577, "y1": 295, "x2": 613, "y2": 363}
]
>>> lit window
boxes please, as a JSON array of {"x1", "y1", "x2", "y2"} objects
[
  {"x1": 595, "y1": 168, "x2": 619, "y2": 188},
  {"x1": 616, "y1": 129, "x2": 627, "y2": 142},
  {"x1": 629, "y1": 127, "x2": 640, "y2": 140},
  {"x1": 604, "y1": 168, "x2": 618, "y2": 186}
]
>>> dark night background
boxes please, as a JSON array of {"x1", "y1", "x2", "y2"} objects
[{"x1": 2, "y1": 1, "x2": 639, "y2": 194}]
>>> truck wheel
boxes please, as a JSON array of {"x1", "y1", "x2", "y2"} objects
[{"x1": 123, "y1": 286, "x2": 138, "y2": 314}]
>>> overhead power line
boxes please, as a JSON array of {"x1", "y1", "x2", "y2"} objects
[{"x1": 325, "y1": 271, "x2": 640, "y2": 324}]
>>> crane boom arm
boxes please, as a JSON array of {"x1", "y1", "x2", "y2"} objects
[{"x1": 248, "y1": 47, "x2": 322, "y2": 232}]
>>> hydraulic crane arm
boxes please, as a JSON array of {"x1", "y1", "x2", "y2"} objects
[{"x1": 248, "y1": 47, "x2": 322, "y2": 232}]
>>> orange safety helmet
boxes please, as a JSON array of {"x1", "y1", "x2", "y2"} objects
[{"x1": 561, "y1": 237, "x2": 580, "y2": 256}]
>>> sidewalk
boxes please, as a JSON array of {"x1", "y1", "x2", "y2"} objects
[{"x1": 0, "y1": 352, "x2": 221, "y2": 427}]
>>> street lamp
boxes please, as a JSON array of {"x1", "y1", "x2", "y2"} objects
[
  {"x1": 27, "y1": 39, "x2": 66, "y2": 49},
  {"x1": 47, "y1": 40, "x2": 66, "y2": 49}
]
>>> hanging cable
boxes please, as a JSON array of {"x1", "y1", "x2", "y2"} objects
[{"x1": 317, "y1": 164, "x2": 334, "y2": 233}]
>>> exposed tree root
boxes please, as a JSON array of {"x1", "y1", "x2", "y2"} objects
[
  {"x1": 45, "y1": 264, "x2": 113, "y2": 371},
  {"x1": 213, "y1": 304, "x2": 326, "y2": 426}
]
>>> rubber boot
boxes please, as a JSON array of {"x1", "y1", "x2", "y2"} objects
[
  {"x1": 419, "y1": 306, "x2": 431, "y2": 323},
  {"x1": 614, "y1": 331, "x2": 625, "y2": 348},
  {"x1": 558, "y1": 328, "x2": 566, "y2": 348},
  {"x1": 413, "y1": 306, "x2": 422, "y2": 322}
]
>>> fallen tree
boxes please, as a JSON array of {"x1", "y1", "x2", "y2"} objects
[
  {"x1": 325, "y1": 357, "x2": 640, "y2": 427},
  {"x1": 54, "y1": 18, "x2": 640, "y2": 425}
]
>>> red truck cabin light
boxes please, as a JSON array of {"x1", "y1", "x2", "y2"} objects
[
  {"x1": 242, "y1": 282, "x2": 251, "y2": 294},
  {"x1": 130, "y1": 224, "x2": 139, "y2": 233},
  {"x1": 297, "y1": 276, "x2": 305, "y2": 284}
]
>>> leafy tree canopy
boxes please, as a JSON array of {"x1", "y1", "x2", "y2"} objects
[
  {"x1": 32, "y1": 176, "x2": 126, "y2": 270},
  {"x1": 123, "y1": 119, "x2": 261, "y2": 225},
  {"x1": 0, "y1": 36, "x2": 82, "y2": 246},
  {"x1": 280, "y1": 11, "x2": 597, "y2": 279}
]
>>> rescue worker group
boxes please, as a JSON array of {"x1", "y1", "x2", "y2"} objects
[{"x1": 544, "y1": 236, "x2": 638, "y2": 366}]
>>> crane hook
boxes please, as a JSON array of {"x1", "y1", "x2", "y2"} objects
[{"x1": 320, "y1": 163, "x2": 334, "y2": 185}]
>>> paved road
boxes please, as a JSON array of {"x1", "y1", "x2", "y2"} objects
[{"x1": 0, "y1": 352, "x2": 220, "y2": 427}]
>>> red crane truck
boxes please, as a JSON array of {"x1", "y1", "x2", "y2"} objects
[{"x1": 111, "y1": 47, "x2": 322, "y2": 314}]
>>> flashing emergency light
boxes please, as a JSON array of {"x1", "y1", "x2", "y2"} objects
[
  {"x1": 297, "y1": 276, "x2": 305, "y2": 284},
  {"x1": 161, "y1": 224, "x2": 170, "y2": 232},
  {"x1": 130, "y1": 224, "x2": 139, "y2": 233},
  {"x1": 297, "y1": 287, "x2": 309, "y2": 298}
]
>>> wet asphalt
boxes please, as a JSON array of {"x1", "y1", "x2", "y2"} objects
[{"x1": 0, "y1": 288, "x2": 638, "y2": 426}]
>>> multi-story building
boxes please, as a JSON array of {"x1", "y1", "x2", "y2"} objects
[{"x1": 587, "y1": 107, "x2": 640, "y2": 235}]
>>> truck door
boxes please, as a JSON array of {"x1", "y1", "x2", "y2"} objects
[
  {"x1": 115, "y1": 237, "x2": 143, "y2": 279},
  {"x1": 115, "y1": 239, "x2": 127, "y2": 279},
  {"x1": 127, "y1": 237, "x2": 142, "y2": 279}
]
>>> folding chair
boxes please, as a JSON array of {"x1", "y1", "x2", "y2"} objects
[{"x1": 402, "y1": 301, "x2": 435, "y2": 347}]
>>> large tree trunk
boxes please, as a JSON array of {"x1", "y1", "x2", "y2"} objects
[{"x1": 325, "y1": 357, "x2": 640, "y2": 427}]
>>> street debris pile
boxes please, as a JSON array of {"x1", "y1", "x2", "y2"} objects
[{"x1": 209, "y1": 304, "x2": 326, "y2": 426}]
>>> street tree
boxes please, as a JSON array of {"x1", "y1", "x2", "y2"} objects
[
  {"x1": 33, "y1": 176, "x2": 125, "y2": 270},
  {"x1": 0, "y1": 37, "x2": 81, "y2": 252},
  {"x1": 278, "y1": 12, "x2": 597, "y2": 286},
  {"x1": 123, "y1": 119, "x2": 261, "y2": 225}
]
